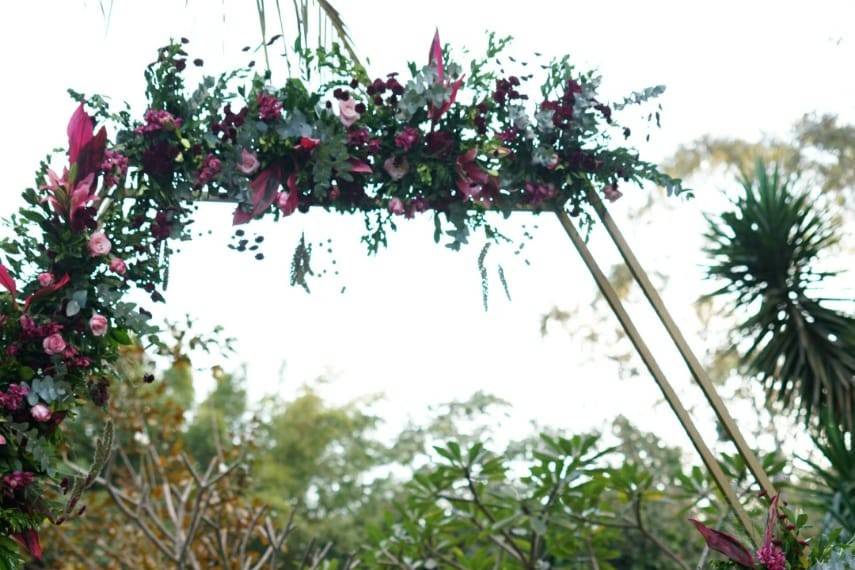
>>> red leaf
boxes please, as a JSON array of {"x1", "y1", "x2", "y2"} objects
[
  {"x1": 75, "y1": 126, "x2": 107, "y2": 182},
  {"x1": 347, "y1": 158, "x2": 372, "y2": 174},
  {"x1": 12, "y1": 529, "x2": 42, "y2": 561},
  {"x1": 429, "y1": 29, "x2": 444, "y2": 81},
  {"x1": 0, "y1": 263, "x2": 17, "y2": 298},
  {"x1": 764, "y1": 494, "x2": 781, "y2": 544},
  {"x1": 24, "y1": 273, "x2": 70, "y2": 312},
  {"x1": 248, "y1": 164, "x2": 284, "y2": 217},
  {"x1": 67, "y1": 103, "x2": 94, "y2": 165},
  {"x1": 690, "y1": 519, "x2": 754, "y2": 567}
]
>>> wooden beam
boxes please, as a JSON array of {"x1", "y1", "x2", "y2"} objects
[
  {"x1": 555, "y1": 208, "x2": 758, "y2": 544},
  {"x1": 585, "y1": 189, "x2": 776, "y2": 500}
]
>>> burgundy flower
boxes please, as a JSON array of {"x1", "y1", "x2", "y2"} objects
[
  {"x1": 195, "y1": 153, "x2": 222, "y2": 187},
  {"x1": 256, "y1": 92, "x2": 283, "y2": 121},
  {"x1": 152, "y1": 210, "x2": 174, "y2": 240},
  {"x1": 347, "y1": 129, "x2": 370, "y2": 147},
  {"x1": 212, "y1": 103, "x2": 248, "y2": 142},
  {"x1": 3, "y1": 471, "x2": 34, "y2": 493},
  {"x1": 394, "y1": 127, "x2": 420, "y2": 152},
  {"x1": 425, "y1": 130, "x2": 455, "y2": 157},
  {"x1": 141, "y1": 141, "x2": 179, "y2": 181}
]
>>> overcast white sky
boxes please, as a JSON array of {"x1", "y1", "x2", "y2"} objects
[{"x1": 1, "y1": 1, "x2": 853, "y2": 457}]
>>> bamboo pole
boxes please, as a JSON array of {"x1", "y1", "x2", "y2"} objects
[
  {"x1": 585, "y1": 189, "x2": 776, "y2": 500},
  {"x1": 554, "y1": 208, "x2": 759, "y2": 544}
]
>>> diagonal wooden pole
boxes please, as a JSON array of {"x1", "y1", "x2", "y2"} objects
[
  {"x1": 555, "y1": 208, "x2": 759, "y2": 544},
  {"x1": 585, "y1": 190, "x2": 776, "y2": 500}
]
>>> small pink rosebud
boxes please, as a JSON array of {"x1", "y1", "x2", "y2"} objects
[
  {"x1": 603, "y1": 184, "x2": 623, "y2": 203},
  {"x1": 88, "y1": 231, "x2": 112, "y2": 257},
  {"x1": 0, "y1": 434, "x2": 5, "y2": 445},
  {"x1": 109, "y1": 257, "x2": 127, "y2": 276},
  {"x1": 30, "y1": 404, "x2": 51, "y2": 423},
  {"x1": 388, "y1": 197, "x2": 406, "y2": 215},
  {"x1": 339, "y1": 98, "x2": 361, "y2": 127},
  {"x1": 89, "y1": 314, "x2": 108, "y2": 337},
  {"x1": 238, "y1": 149, "x2": 260, "y2": 175},
  {"x1": 43, "y1": 333, "x2": 66, "y2": 355},
  {"x1": 383, "y1": 157, "x2": 410, "y2": 181},
  {"x1": 37, "y1": 273, "x2": 54, "y2": 287}
]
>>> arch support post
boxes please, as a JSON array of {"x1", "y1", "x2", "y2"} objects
[
  {"x1": 555, "y1": 208, "x2": 759, "y2": 544},
  {"x1": 584, "y1": 190, "x2": 777, "y2": 500}
]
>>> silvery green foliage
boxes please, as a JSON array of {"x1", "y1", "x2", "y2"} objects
[
  {"x1": 613, "y1": 85, "x2": 667, "y2": 110},
  {"x1": 397, "y1": 65, "x2": 450, "y2": 121},
  {"x1": 812, "y1": 550, "x2": 855, "y2": 569}
]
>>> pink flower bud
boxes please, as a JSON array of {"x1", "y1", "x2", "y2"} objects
[
  {"x1": 339, "y1": 98, "x2": 361, "y2": 127},
  {"x1": 109, "y1": 257, "x2": 127, "y2": 276},
  {"x1": 89, "y1": 314, "x2": 108, "y2": 337},
  {"x1": 238, "y1": 149, "x2": 260, "y2": 175},
  {"x1": 37, "y1": 273, "x2": 54, "y2": 287},
  {"x1": 388, "y1": 198, "x2": 406, "y2": 215},
  {"x1": 30, "y1": 404, "x2": 51, "y2": 423}
]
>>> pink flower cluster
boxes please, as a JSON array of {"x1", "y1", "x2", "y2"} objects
[
  {"x1": 256, "y1": 92, "x2": 283, "y2": 121},
  {"x1": 0, "y1": 384, "x2": 29, "y2": 411},
  {"x1": 524, "y1": 182, "x2": 558, "y2": 206},
  {"x1": 394, "y1": 127, "x2": 420, "y2": 151},
  {"x1": 100, "y1": 149, "x2": 129, "y2": 188},
  {"x1": 3, "y1": 471, "x2": 34, "y2": 494},
  {"x1": 135, "y1": 108, "x2": 183, "y2": 134},
  {"x1": 196, "y1": 153, "x2": 222, "y2": 187},
  {"x1": 756, "y1": 543, "x2": 787, "y2": 570}
]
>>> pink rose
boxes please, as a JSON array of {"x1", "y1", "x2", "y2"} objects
[
  {"x1": 43, "y1": 333, "x2": 66, "y2": 355},
  {"x1": 603, "y1": 184, "x2": 623, "y2": 203},
  {"x1": 89, "y1": 314, "x2": 108, "y2": 337},
  {"x1": 37, "y1": 273, "x2": 54, "y2": 287},
  {"x1": 339, "y1": 98, "x2": 361, "y2": 127},
  {"x1": 383, "y1": 157, "x2": 410, "y2": 181},
  {"x1": 238, "y1": 149, "x2": 260, "y2": 175},
  {"x1": 388, "y1": 198, "x2": 406, "y2": 215},
  {"x1": 109, "y1": 257, "x2": 127, "y2": 276},
  {"x1": 0, "y1": 434, "x2": 6, "y2": 445},
  {"x1": 30, "y1": 404, "x2": 51, "y2": 423},
  {"x1": 88, "y1": 231, "x2": 112, "y2": 256}
]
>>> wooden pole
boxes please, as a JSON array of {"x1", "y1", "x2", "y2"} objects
[
  {"x1": 585, "y1": 190, "x2": 776, "y2": 500},
  {"x1": 554, "y1": 208, "x2": 759, "y2": 544}
]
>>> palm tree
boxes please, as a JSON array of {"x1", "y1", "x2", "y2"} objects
[{"x1": 704, "y1": 160, "x2": 855, "y2": 431}]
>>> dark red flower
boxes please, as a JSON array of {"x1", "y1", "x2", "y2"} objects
[
  {"x1": 394, "y1": 127, "x2": 420, "y2": 152},
  {"x1": 256, "y1": 92, "x2": 283, "y2": 121}
]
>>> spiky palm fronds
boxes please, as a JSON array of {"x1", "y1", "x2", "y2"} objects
[
  {"x1": 802, "y1": 414, "x2": 855, "y2": 535},
  {"x1": 705, "y1": 160, "x2": 855, "y2": 429}
]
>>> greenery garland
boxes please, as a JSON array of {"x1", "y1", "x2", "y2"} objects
[{"x1": 0, "y1": 31, "x2": 687, "y2": 561}]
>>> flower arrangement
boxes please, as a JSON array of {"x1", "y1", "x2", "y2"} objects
[{"x1": 0, "y1": 31, "x2": 686, "y2": 561}]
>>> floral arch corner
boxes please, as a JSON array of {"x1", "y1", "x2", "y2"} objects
[{"x1": 0, "y1": 31, "x2": 686, "y2": 559}]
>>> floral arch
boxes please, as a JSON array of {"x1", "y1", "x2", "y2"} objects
[{"x1": 0, "y1": 31, "x2": 778, "y2": 562}]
